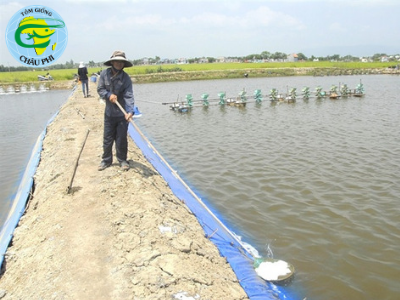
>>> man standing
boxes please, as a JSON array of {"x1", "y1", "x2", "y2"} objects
[
  {"x1": 97, "y1": 50, "x2": 134, "y2": 171},
  {"x1": 78, "y1": 62, "x2": 89, "y2": 97}
]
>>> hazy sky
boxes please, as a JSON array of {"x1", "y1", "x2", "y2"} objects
[{"x1": 1, "y1": 0, "x2": 400, "y2": 66}]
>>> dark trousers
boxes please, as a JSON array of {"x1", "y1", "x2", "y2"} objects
[
  {"x1": 81, "y1": 79, "x2": 89, "y2": 96},
  {"x1": 102, "y1": 115, "x2": 128, "y2": 164}
]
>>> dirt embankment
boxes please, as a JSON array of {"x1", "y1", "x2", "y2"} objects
[
  {"x1": 1, "y1": 66, "x2": 399, "y2": 89},
  {"x1": 0, "y1": 82, "x2": 248, "y2": 300}
]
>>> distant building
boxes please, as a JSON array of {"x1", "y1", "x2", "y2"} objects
[
  {"x1": 217, "y1": 57, "x2": 241, "y2": 63},
  {"x1": 287, "y1": 53, "x2": 298, "y2": 62},
  {"x1": 175, "y1": 58, "x2": 188, "y2": 64},
  {"x1": 217, "y1": 57, "x2": 226, "y2": 63}
]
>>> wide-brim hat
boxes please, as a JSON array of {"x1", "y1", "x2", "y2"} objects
[{"x1": 104, "y1": 50, "x2": 133, "y2": 68}]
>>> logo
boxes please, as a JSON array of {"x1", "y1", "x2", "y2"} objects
[{"x1": 5, "y1": 5, "x2": 68, "y2": 68}]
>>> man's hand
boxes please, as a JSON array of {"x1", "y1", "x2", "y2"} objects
[
  {"x1": 125, "y1": 113, "x2": 133, "y2": 121},
  {"x1": 109, "y1": 94, "x2": 118, "y2": 103}
]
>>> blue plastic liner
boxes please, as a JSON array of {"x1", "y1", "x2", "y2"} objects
[
  {"x1": 128, "y1": 121, "x2": 300, "y2": 300},
  {"x1": 0, "y1": 112, "x2": 58, "y2": 269}
]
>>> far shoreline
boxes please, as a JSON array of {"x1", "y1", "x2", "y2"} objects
[{"x1": 0, "y1": 66, "x2": 399, "y2": 90}]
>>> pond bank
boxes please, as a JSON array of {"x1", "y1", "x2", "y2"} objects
[
  {"x1": 0, "y1": 66, "x2": 399, "y2": 90},
  {"x1": 129, "y1": 67, "x2": 399, "y2": 83}
]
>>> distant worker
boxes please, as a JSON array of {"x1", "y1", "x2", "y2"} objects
[
  {"x1": 97, "y1": 50, "x2": 134, "y2": 171},
  {"x1": 78, "y1": 62, "x2": 89, "y2": 97}
]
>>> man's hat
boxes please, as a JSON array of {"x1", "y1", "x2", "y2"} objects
[{"x1": 104, "y1": 50, "x2": 133, "y2": 68}]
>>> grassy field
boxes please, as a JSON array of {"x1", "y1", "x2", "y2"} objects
[
  {"x1": 125, "y1": 61, "x2": 395, "y2": 74},
  {"x1": 0, "y1": 61, "x2": 397, "y2": 84}
]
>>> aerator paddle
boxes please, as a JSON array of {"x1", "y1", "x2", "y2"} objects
[{"x1": 115, "y1": 100, "x2": 295, "y2": 284}]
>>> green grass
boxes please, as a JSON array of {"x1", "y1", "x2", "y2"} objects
[
  {"x1": 0, "y1": 69, "x2": 79, "y2": 83},
  {"x1": 0, "y1": 61, "x2": 395, "y2": 84},
  {"x1": 123, "y1": 61, "x2": 393, "y2": 75}
]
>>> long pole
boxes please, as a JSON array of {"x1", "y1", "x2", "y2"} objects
[{"x1": 67, "y1": 129, "x2": 90, "y2": 194}]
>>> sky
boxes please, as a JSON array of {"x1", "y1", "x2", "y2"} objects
[{"x1": 1, "y1": 0, "x2": 400, "y2": 67}]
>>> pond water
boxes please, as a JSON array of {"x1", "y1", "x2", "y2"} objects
[{"x1": 133, "y1": 75, "x2": 400, "y2": 300}]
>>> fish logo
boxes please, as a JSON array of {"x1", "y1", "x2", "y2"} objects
[{"x1": 5, "y1": 5, "x2": 68, "y2": 67}]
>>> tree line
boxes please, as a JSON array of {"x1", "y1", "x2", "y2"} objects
[{"x1": 0, "y1": 51, "x2": 398, "y2": 72}]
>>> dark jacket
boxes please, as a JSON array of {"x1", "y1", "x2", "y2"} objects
[
  {"x1": 97, "y1": 68, "x2": 135, "y2": 118},
  {"x1": 77, "y1": 67, "x2": 88, "y2": 81}
]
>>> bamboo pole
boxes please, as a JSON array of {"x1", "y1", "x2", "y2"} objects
[{"x1": 67, "y1": 129, "x2": 90, "y2": 194}]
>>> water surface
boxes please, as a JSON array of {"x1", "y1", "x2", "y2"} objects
[{"x1": 133, "y1": 75, "x2": 400, "y2": 300}]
